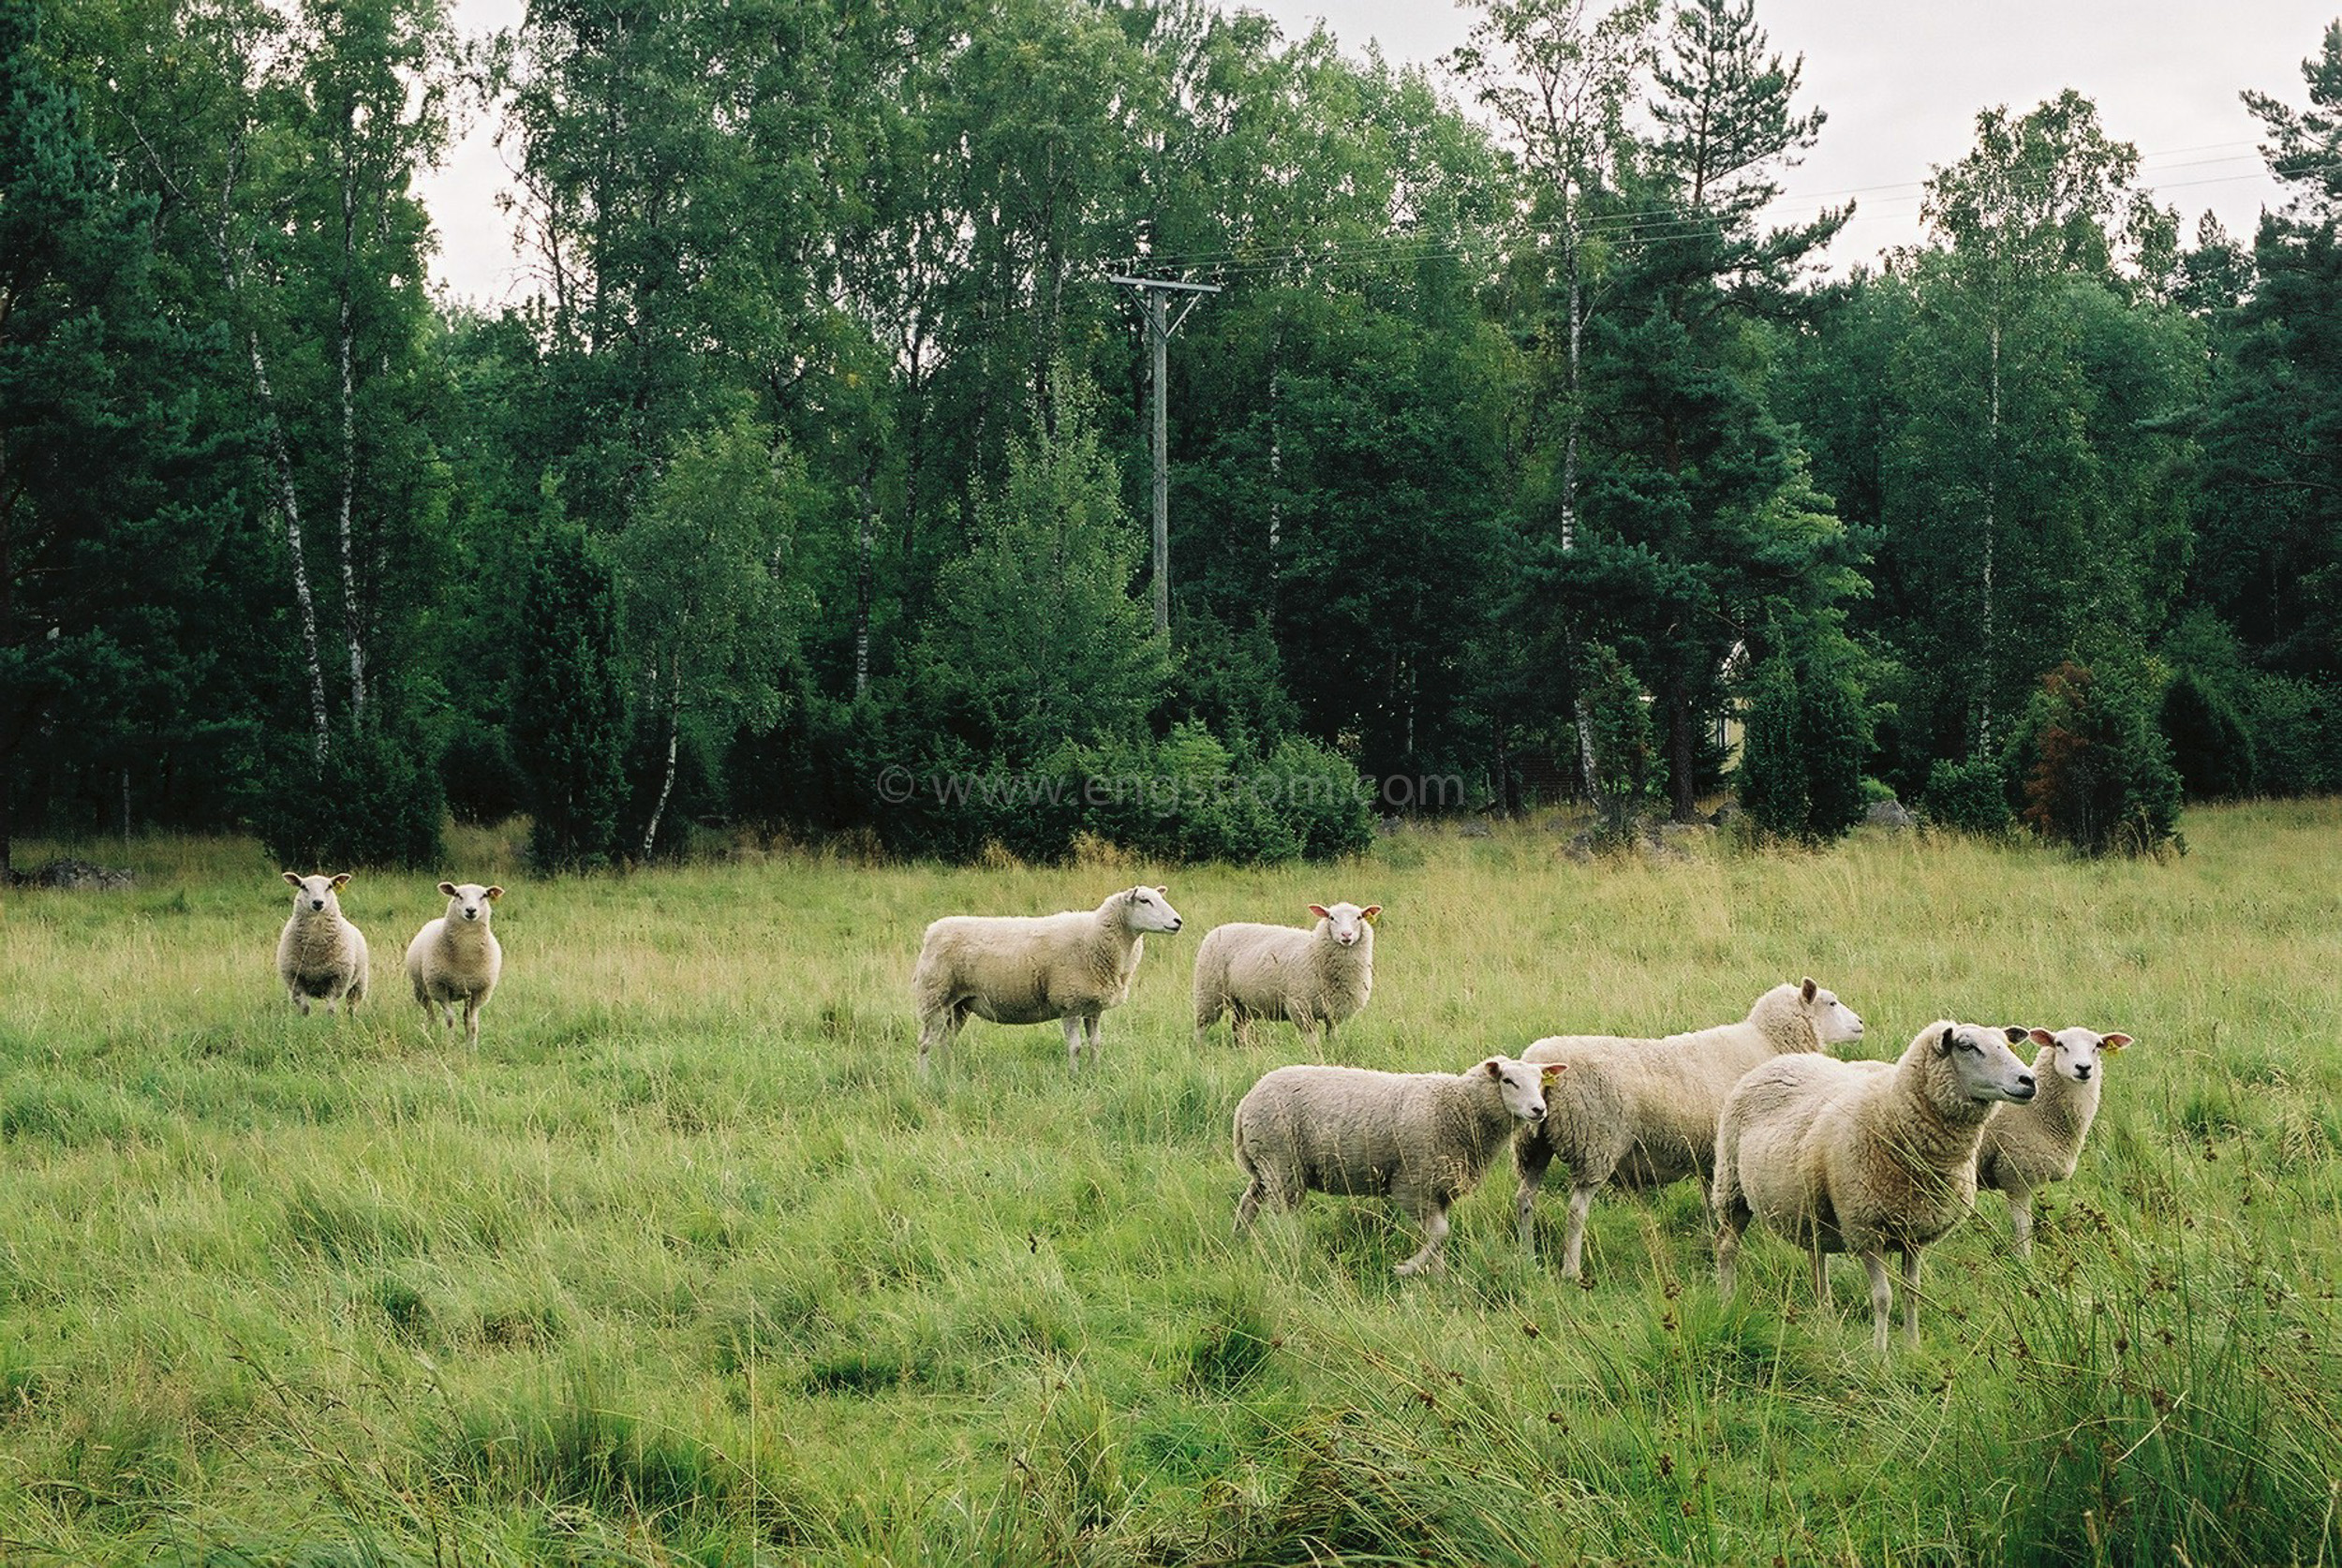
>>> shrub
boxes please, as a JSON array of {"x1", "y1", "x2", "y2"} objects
[
  {"x1": 440, "y1": 723, "x2": 527, "y2": 826},
  {"x1": 1734, "y1": 655, "x2": 1867, "y2": 844},
  {"x1": 2158, "y1": 672, "x2": 2254, "y2": 800},
  {"x1": 1923, "y1": 753, "x2": 2013, "y2": 836},
  {"x1": 251, "y1": 724, "x2": 445, "y2": 870},
  {"x1": 1578, "y1": 643, "x2": 1658, "y2": 846},
  {"x1": 2016, "y1": 660, "x2": 2183, "y2": 857},
  {"x1": 2236, "y1": 673, "x2": 2339, "y2": 796}
]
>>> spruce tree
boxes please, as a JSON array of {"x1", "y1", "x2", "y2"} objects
[{"x1": 511, "y1": 510, "x2": 627, "y2": 872}]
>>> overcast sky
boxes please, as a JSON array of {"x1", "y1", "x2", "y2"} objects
[{"x1": 419, "y1": 0, "x2": 2335, "y2": 304}]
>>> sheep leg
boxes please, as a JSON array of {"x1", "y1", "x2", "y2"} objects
[
  {"x1": 2008, "y1": 1192, "x2": 2036, "y2": 1258},
  {"x1": 1513, "y1": 1132, "x2": 1556, "y2": 1257},
  {"x1": 1861, "y1": 1250, "x2": 1893, "y2": 1354},
  {"x1": 1559, "y1": 1183, "x2": 1599, "y2": 1281},
  {"x1": 1234, "y1": 1176, "x2": 1266, "y2": 1232},
  {"x1": 1061, "y1": 1013, "x2": 1085, "y2": 1071},
  {"x1": 463, "y1": 995, "x2": 482, "y2": 1049},
  {"x1": 1900, "y1": 1249, "x2": 1923, "y2": 1347},
  {"x1": 1394, "y1": 1200, "x2": 1451, "y2": 1277},
  {"x1": 916, "y1": 1003, "x2": 963, "y2": 1076},
  {"x1": 1810, "y1": 1244, "x2": 1829, "y2": 1309},
  {"x1": 293, "y1": 994, "x2": 311, "y2": 1016},
  {"x1": 1712, "y1": 1199, "x2": 1748, "y2": 1298}
]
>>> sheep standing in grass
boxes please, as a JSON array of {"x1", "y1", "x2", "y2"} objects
[
  {"x1": 276, "y1": 872, "x2": 369, "y2": 1016},
  {"x1": 405, "y1": 881, "x2": 504, "y2": 1047},
  {"x1": 1977, "y1": 1026, "x2": 2133, "y2": 1257},
  {"x1": 1193, "y1": 901, "x2": 1380, "y2": 1048},
  {"x1": 1712, "y1": 1020, "x2": 2038, "y2": 1353},
  {"x1": 1512, "y1": 979, "x2": 1867, "y2": 1280},
  {"x1": 912, "y1": 886, "x2": 1183, "y2": 1073},
  {"x1": 1234, "y1": 1057, "x2": 1564, "y2": 1276}
]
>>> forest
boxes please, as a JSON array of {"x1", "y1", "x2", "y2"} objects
[{"x1": 6, "y1": 0, "x2": 2340, "y2": 874}]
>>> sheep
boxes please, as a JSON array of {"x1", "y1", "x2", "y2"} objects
[
  {"x1": 912, "y1": 886, "x2": 1183, "y2": 1073},
  {"x1": 1712, "y1": 1020, "x2": 2039, "y2": 1353},
  {"x1": 1511, "y1": 978, "x2": 1868, "y2": 1280},
  {"x1": 276, "y1": 872, "x2": 369, "y2": 1016},
  {"x1": 1233, "y1": 1056, "x2": 1565, "y2": 1276},
  {"x1": 1977, "y1": 1026, "x2": 2133, "y2": 1257},
  {"x1": 405, "y1": 881, "x2": 504, "y2": 1047},
  {"x1": 1193, "y1": 901, "x2": 1381, "y2": 1048}
]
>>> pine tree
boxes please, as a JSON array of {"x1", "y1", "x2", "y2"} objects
[{"x1": 511, "y1": 508, "x2": 628, "y2": 872}]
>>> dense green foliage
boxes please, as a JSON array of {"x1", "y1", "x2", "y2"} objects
[
  {"x1": 3, "y1": 806, "x2": 2340, "y2": 1562},
  {"x1": 8, "y1": 0, "x2": 2342, "y2": 869}
]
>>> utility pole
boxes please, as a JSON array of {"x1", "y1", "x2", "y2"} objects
[{"x1": 1109, "y1": 274, "x2": 1220, "y2": 639}]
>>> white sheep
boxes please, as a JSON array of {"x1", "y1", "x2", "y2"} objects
[
  {"x1": 1193, "y1": 901, "x2": 1381, "y2": 1047},
  {"x1": 912, "y1": 886, "x2": 1183, "y2": 1072},
  {"x1": 276, "y1": 872, "x2": 369, "y2": 1016},
  {"x1": 404, "y1": 881, "x2": 504, "y2": 1047},
  {"x1": 1977, "y1": 1026, "x2": 2133, "y2": 1257},
  {"x1": 1234, "y1": 1056, "x2": 1565, "y2": 1276},
  {"x1": 1712, "y1": 1019, "x2": 2039, "y2": 1352},
  {"x1": 1513, "y1": 978, "x2": 1867, "y2": 1280}
]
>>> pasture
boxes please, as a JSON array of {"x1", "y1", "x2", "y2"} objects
[{"x1": 2, "y1": 804, "x2": 2338, "y2": 1565}]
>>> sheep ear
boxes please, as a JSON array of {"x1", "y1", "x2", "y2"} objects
[
  {"x1": 438, "y1": 881, "x2": 459, "y2": 897},
  {"x1": 1154, "y1": 885, "x2": 1167, "y2": 895},
  {"x1": 1482, "y1": 1058, "x2": 1504, "y2": 1078},
  {"x1": 330, "y1": 873, "x2": 351, "y2": 889},
  {"x1": 1308, "y1": 904, "x2": 1332, "y2": 921},
  {"x1": 1800, "y1": 977, "x2": 1817, "y2": 1003},
  {"x1": 1360, "y1": 906, "x2": 1381, "y2": 924},
  {"x1": 2003, "y1": 1026, "x2": 2029, "y2": 1044},
  {"x1": 1540, "y1": 1061, "x2": 1565, "y2": 1079},
  {"x1": 2027, "y1": 1028, "x2": 2055, "y2": 1047},
  {"x1": 484, "y1": 886, "x2": 504, "y2": 901},
  {"x1": 1937, "y1": 1025, "x2": 1959, "y2": 1057},
  {"x1": 2101, "y1": 1033, "x2": 2133, "y2": 1052},
  {"x1": 283, "y1": 872, "x2": 304, "y2": 887}
]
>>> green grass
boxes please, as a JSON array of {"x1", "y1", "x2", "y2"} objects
[{"x1": 1, "y1": 803, "x2": 2339, "y2": 1565}]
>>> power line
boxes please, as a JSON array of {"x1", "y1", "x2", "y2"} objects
[{"x1": 1110, "y1": 145, "x2": 2337, "y2": 285}]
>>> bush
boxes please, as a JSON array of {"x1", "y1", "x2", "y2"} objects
[
  {"x1": 251, "y1": 724, "x2": 446, "y2": 870},
  {"x1": 2015, "y1": 660, "x2": 2183, "y2": 857},
  {"x1": 2158, "y1": 673, "x2": 2254, "y2": 800},
  {"x1": 1923, "y1": 753, "x2": 2013, "y2": 836},
  {"x1": 2236, "y1": 673, "x2": 2339, "y2": 796},
  {"x1": 440, "y1": 723, "x2": 527, "y2": 826},
  {"x1": 1737, "y1": 655, "x2": 1868, "y2": 844},
  {"x1": 1577, "y1": 643, "x2": 1658, "y2": 846}
]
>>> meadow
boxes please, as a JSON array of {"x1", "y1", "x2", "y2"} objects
[{"x1": 1, "y1": 803, "x2": 2338, "y2": 1566}]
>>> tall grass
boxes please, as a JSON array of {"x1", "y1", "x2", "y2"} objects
[{"x1": 1, "y1": 803, "x2": 2337, "y2": 1564}]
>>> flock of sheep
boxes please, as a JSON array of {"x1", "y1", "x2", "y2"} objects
[
  {"x1": 272, "y1": 871, "x2": 2129, "y2": 1353},
  {"x1": 274, "y1": 872, "x2": 505, "y2": 1046},
  {"x1": 911, "y1": 884, "x2": 2132, "y2": 1353}
]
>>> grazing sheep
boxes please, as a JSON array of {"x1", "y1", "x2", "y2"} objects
[
  {"x1": 1712, "y1": 1020, "x2": 2039, "y2": 1352},
  {"x1": 405, "y1": 881, "x2": 504, "y2": 1047},
  {"x1": 1513, "y1": 979, "x2": 1867, "y2": 1280},
  {"x1": 1193, "y1": 901, "x2": 1381, "y2": 1047},
  {"x1": 1234, "y1": 1056, "x2": 1565, "y2": 1276},
  {"x1": 1977, "y1": 1027, "x2": 2133, "y2": 1257},
  {"x1": 276, "y1": 872, "x2": 369, "y2": 1016},
  {"x1": 912, "y1": 886, "x2": 1183, "y2": 1073}
]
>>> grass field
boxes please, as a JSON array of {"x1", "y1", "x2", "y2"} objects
[{"x1": 2, "y1": 803, "x2": 2339, "y2": 1566}]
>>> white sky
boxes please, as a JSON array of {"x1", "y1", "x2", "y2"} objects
[{"x1": 419, "y1": 0, "x2": 2335, "y2": 305}]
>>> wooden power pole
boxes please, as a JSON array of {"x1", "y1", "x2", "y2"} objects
[{"x1": 1109, "y1": 274, "x2": 1220, "y2": 639}]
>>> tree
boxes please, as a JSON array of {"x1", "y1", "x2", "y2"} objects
[
  {"x1": 0, "y1": 0, "x2": 240, "y2": 875},
  {"x1": 509, "y1": 501, "x2": 626, "y2": 872},
  {"x1": 2191, "y1": 25, "x2": 2342, "y2": 693},
  {"x1": 615, "y1": 408, "x2": 812, "y2": 862},
  {"x1": 905, "y1": 387, "x2": 1167, "y2": 767}
]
